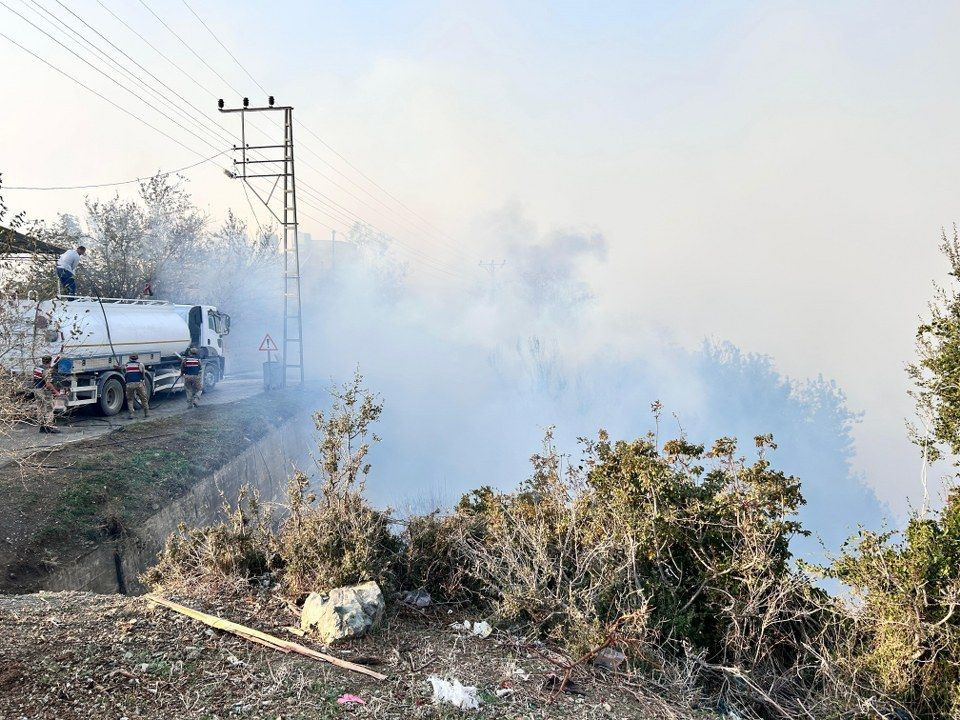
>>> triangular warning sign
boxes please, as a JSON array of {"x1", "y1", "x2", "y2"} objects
[{"x1": 259, "y1": 334, "x2": 279, "y2": 352}]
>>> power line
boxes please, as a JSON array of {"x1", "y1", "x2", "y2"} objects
[
  {"x1": 295, "y1": 119, "x2": 478, "y2": 260},
  {"x1": 3, "y1": 150, "x2": 229, "y2": 191},
  {"x1": 0, "y1": 29, "x2": 223, "y2": 169},
  {"x1": 24, "y1": 0, "x2": 234, "y2": 154},
  {"x1": 3, "y1": 2, "x2": 457, "y2": 282},
  {"x1": 16, "y1": 0, "x2": 473, "y2": 279},
  {"x1": 179, "y1": 0, "x2": 267, "y2": 96},
  {"x1": 126, "y1": 7, "x2": 472, "y2": 276},
  {"x1": 165, "y1": 0, "x2": 477, "y2": 265},
  {"x1": 0, "y1": 0, "x2": 228, "y2": 159},
  {"x1": 88, "y1": 0, "x2": 354, "y2": 239},
  {"x1": 136, "y1": 0, "x2": 244, "y2": 98},
  {"x1": 46, "y1": 0, "x2": 241, "y2": 151},
  {"x1": 241, "y1": 181, "x2": 268, "y2": 238}
]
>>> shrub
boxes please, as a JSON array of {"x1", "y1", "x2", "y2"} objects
[
  {"x1": 280, "y1": 470, "x2": 399, "y2": 597},
  {"x1": 828, "y1": 489, "x2": 960, "y2": 719},
  {"x1": 142, "y1": 485, "x2": 277, "y2": 595},
  {"x1": 395, "y1": 510, "x2": 476, "y2": 602},
  {"x1": 457, "y1": 425, "x2": 851, "y2": 717},
  {"x1": 278, "y1": 371, "x2": 400, "y2": 597}
]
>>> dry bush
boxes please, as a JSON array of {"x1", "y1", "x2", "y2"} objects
[
  {"x1": 142, "y1": 486, "x2": 277, "y2": 597},
  {"x1": 457, "y1": 430, "x2": 652, "y2": 654},
  {"x1": 147, "y1": 373, "x2": 400, "y2": 601},
  {"x1": 455, "y1": 422, "x2": 881, "y2": 718},
  {"x1": 278, "y1": 371, "x2": 400, "y2": 598},
  {"x1": 280, "y1": 469, "x2": 398, "y2": 598},
  {"x1": 394, "y1": 511, "x2": 476, "y2": 602},
  {"x1": 140, "y1": 374, "x2": 933, "y2": 717}
]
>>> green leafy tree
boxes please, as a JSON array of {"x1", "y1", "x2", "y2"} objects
[
  {"x1": 908, "y1": 225, "x2": 960, "y2": 463},
  {"x1": 825, "y1": 229, "x2": 960, "y2": 719},
  {"x1": 38, "y1": 174, "x2": 206, "y2": 298}
]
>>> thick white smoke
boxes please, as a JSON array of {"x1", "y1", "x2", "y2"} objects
[{"x1": 272, "y1": 205, "x2": 888, "y2": 565}]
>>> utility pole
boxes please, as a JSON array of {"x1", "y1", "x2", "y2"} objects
[
  {"x1": 218, "y1": 96, "x2": 304, "y2": 387},
  {"x1": 479, "y1": 259, "x2": 506, "y2": 300}
]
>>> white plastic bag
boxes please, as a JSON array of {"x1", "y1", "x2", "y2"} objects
[{"x1": 428, "y1": 676, "x2": 482, "y2": 710}]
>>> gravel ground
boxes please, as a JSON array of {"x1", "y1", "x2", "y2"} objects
[{"x1": 0, "y1": 591, "x2": 708, "y2": 720}]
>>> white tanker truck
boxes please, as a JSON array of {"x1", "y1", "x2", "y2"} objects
[{"x1": 7, "y1": 297, "x2": 230, "y2": 416}]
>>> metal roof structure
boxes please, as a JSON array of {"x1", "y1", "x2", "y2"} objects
[{"x1": 0, "y1": 226, "x2": 64, "y2": 256}]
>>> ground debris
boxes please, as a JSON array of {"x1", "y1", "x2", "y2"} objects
[{"x1": 0, "y1": 590, "x2": 710, "y2": 719}]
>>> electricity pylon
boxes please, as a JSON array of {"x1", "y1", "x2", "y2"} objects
[{"x1": 218, "y1": 96, "x2": 303, "y2": 386}]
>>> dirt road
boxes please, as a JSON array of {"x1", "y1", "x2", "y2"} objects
[{"x1": 2, "y1": 374, "x2": 264, "y2": 463}]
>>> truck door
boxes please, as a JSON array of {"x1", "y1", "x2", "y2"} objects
[{"x1": 188, "y1": 306, "x2": 202, "y2": 347}]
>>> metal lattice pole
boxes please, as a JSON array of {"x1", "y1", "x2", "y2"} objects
[
  {"x1": 218, "y1": 97, "x2": 304, "y2": 386},
  {"x1": 282, "y1": 108, "x2": 304, "y2": 385}
]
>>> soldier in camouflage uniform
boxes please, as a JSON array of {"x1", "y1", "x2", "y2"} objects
[
  {"x1": 33, "y1": 355, "x2": 60, "y2": 434},
  {"x1": 180, "y1": 348, "x2": 203, "y2": 408},
  {"x1": 123, "y1": 354, "x2": 150, "y2": 419}
]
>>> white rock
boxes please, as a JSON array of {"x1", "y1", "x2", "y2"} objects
[
  {"x1": 450, "y1": 619, "x2": 493, "y2": 638},
  {"x1": 300, "y1": 580, "x2": 385, "y2": 644}
]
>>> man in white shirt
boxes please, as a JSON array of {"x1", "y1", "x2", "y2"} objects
[{"x1": 56, "y1": 245, "x2": 85, "y2": 297}]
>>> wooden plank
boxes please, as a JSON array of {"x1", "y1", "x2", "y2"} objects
[{"x1": 144, "y1": 593, "x2": 387, "y2": 681}]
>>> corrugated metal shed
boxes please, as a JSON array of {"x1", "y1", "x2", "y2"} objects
[{"x1": 0, "y1": 226, "x2": 64, "y2": 256}]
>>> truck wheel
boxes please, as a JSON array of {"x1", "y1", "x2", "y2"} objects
[
  {"x1": 98, "y1": 376, "x2": 125, "y2": 416},
  {"x1": 203, "y1": 364, "x2": 219, "y2": 390}
]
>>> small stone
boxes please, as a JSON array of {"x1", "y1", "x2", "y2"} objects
[
  {"x1": 593, "y1": 647, "x2": 627, "y2": 671},
  {"x1": 400, "y1": 588, "x2": 432, "y2": 608}
]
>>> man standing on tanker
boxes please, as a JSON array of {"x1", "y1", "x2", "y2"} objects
[
  {"x1": 55, "y1": 245, "x2": 85, "y2": 297},
  {"x1": 124, "y1": 354, "x2": 149, "y2": 419},
  {"x1": 34, "y1": 355, "x2": 61, "y2": 434},
  {"x1": 180, "y1": 348, "x2": 203, "y2": 408}
]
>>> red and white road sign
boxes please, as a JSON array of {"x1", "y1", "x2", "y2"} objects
[{"x1": 259, "y1": 334, "x2": 279, "y2": 352}]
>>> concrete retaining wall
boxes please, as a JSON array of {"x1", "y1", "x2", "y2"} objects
[{"x1": 43, "y1": 417, "x2": 312, "y2": 594}]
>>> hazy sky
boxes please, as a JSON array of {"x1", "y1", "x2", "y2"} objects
[{"x1": 3, "y1": 1, "x2": 958, "y2": 516}]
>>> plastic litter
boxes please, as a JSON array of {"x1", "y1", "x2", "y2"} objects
[
  {"x1": 450, "y1": 619, "x2": 493, "y2": 638},
  {"x1": 400, "y1": 588, "x2": 432, "y2": 608},
  {"x1": 428, "y1": 676, "x2": 482, "y2": 710},
  {"x1": 471, "y1": 620, "x2": 492, "y2": 638},
  {"x1": 336, "y1": 693, "x2": 366, "y2": 706}
]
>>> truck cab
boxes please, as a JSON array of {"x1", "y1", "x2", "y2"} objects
[
  {"x1": 180, "y1": 305, "x2": 230, "y2": 358},
  {"x1": 177, "y1": 305, "x2": 231, "y2": 386}
]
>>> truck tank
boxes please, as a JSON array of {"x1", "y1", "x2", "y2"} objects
[{"x1": 31, "y1": 298, "x2": 191, "y2": 360}]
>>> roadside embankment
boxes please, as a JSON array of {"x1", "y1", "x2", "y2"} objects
[{"x1": 0, "y1": 390, "x2": 313, "y2": 593}]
